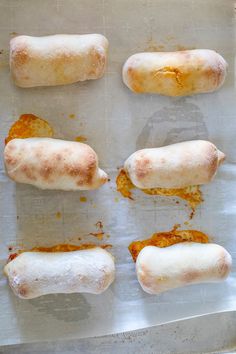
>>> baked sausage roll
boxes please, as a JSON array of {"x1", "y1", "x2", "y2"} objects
[
  {"x1": 10, "y1": 34, "x2": 108, "y2": 87},
  {"x1": 124, "y1": 140, "x2": 225, "y2": 189},
  {"x1": 136, "y1": 243, "x2": 232, "y2": 294},
  {"x1": 123, "y1": 49, "x2": 227, "y2": 96},
  {"x1": 4, "y1": 137, "x2": 108, "y2": 190},
  {"x1": 4, "y1": 247, "x2": 115, "y2": 299}
]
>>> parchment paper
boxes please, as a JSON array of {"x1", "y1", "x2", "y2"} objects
[{"x1": 0, "y1": 0, "x2": 235, "y2": 346}]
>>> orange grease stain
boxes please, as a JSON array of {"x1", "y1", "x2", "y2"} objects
[
  {"x1": 5, "y1": 114, "x2": 53, "y2": 144},
  {"x1": 144, "y1": 36, "x2": 196, "y2": 52},
  {"x1": 144, "y1": 42, "x2": 165, "y2": 52},
  {"x1": 116, "y1": 169, "x2": 203, "y2": 210},
  {"x1": 175, "y1": 45, "x2": 196, "y2": 51},
  {"x1": 89, "y1": 232, "x2": 104, "y2": 240},
  {"x1": 80, "y1": 196, "x2": 87, "y2": 202},
  {"x1": 116, "y1": 169, "x2": 135, "y2": 200},
  {"x1": 31, "y1": 244, "x2": 98, "y2": 252},
  {"x1": 129, "y1": 229, "x2": 209, "y2": 262},
  {"x1": 75, "y1": 136, "x2": 87, "y2": 143}
]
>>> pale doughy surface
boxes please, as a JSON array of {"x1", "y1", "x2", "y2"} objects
[
  {"x1": 10, "y1": 34, "x2": 109, "y2": 87},
  {"x1": 124, "y1": 140, "x2": 225, "y2": 189},
  {"x1": 123, "y1": 49, "x2": 227, "y2": 96},
  {"x1": 4, "y1": 138, "x2": 108, "y2": 190},
  {"x1": 4, "y1": 248, "x2": 115, "y2": 299},
  {"x1": 136, "y1": 243, "x2": 232, "y2": 294}
]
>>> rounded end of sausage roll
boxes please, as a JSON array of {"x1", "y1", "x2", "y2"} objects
[
  {"x1": 217, "y1": 149, "x2": 226, "y2": 166},
  {"x1": 4, "y1": 138, "x2": 108, "y2": 191},
  {"x1": 92, "y1": 168, "x2": 109, "y2": 189},
  {"x1": 136, "y1": 243, "x2": 232, "y2": 295},
  {"x1": 10, "y1": 34, "x2": 109, "y2": 87},
  {"x1": 4, "y1": 247, "x2": 115, "y2": 299},
  {"x1": 122, "y1": 49, "x2": 227, "y2": 96},
  {"x1": 124, "y1": 140, "x2": 225, "y2": 189}
]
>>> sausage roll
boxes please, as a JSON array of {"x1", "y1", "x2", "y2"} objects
[
  {"x1": 4, "y1": 247, "x2": 115, "y2": 299},
  {"x1": 10, "y1": 34, "x2": 108, "y2": 87},
  {"x1": 4, "y1": 137, "x2": 108, "y2": 190},
  {"x1": 136, "y1": 243, "x2": 232, "y2": 294},
  {"x1": 123, "y1": 49, "x2": 227, "y2": 96},
  {"x1": 124, "y1": 140, "x2": 225, "y2": 189}
]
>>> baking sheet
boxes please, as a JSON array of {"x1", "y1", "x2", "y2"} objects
[{"x1": 0, "y1": 0, "x2": 235, "y2": 346}]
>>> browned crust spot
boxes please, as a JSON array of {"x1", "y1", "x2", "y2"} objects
[
  {"x1": 17, "y1": 283, "x2": 29, "y2": 298},
  {"x1": 11, "y1": 47, "x2": 29, "y2": 67},
  {"x1": 206, "y1": 145, "x2": 218, "y2": 180},
  {"x1": 4, "y1": 153, "x2": 18, "y2": 166},
  {"x1": 135, "y1": 156, "x2": 151, "y2": 179},
  {"x1": 75, "y1": 153, "x2": 97, "y2": 186},
  {"x1": 21, "y1": 165, "x2": 37, "y2": 181},
  {"x1": 181, "y1": 270, "x2": 200, "y2": 282},
  {"x1": 217, "y1": 253, "x2": 231, "y2": 278}
]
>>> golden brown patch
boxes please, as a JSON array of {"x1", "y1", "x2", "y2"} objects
[
  {"x1": 127, "y1": 67, "x2": 143, "y2": 93},
  {"x1": 142, "y1": 185, "x2": 203, "y2": 210},
  {"x1": 31, "y1": 244, "x2": 97, "y2": 253},
  {"x1": 56, "y1": 212, "x2": 61, "y2": 219},
  {"x1": 21, "y1": 165, "x2": 36, "y2": 181},
  {"x1": 31, "y1": 243, "x2": 112, "y2": 253},
  {"x1": 5, "y1": 114, "x2": 53, "y2": 144},
  {"x1": 12, "y1": 47, "x2": 29, "y2": 67},
  {"x1": 91, "y1": 48, "x2": 105, "y2": 66},
  {"x1": 66, "y1": 164, "x2": 83, "y2": 177},
  {"x1": 152, "y1": 66, "x2": 183, "y2": 87},
  {"x1": 129, "y1": 229, "x2": 209, "y2": 262},
  {"x1": 10, "y1": 32, "x2": 19, "y2": 36},
  {"x1": 76, "y1": 152, "x2": 97, "y2": 186},
  {"x1": 39, "y1": 163, "x2": 54, "y2": 180},
  {"x1": 181, "y1": 270, "x2": 200, "y2": 282},
  {"x1": 75, "y1": 135, "x2": 87, "y2": 143},
  {"x1": 116, "y1": 169, "x2": 203, "y2": 209},
  {"x1": 116, "y1": 169, "x2": 135, "y2": 199},
  {"x1": 128, "y1": 62, "x2": 184, "y2": 93},
  {"x1": 101, "y1": 244, "x2": 112, "y2": 249},
  {"x1": 205, "y1": 64, "x2": 224, "y2": 88}
]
